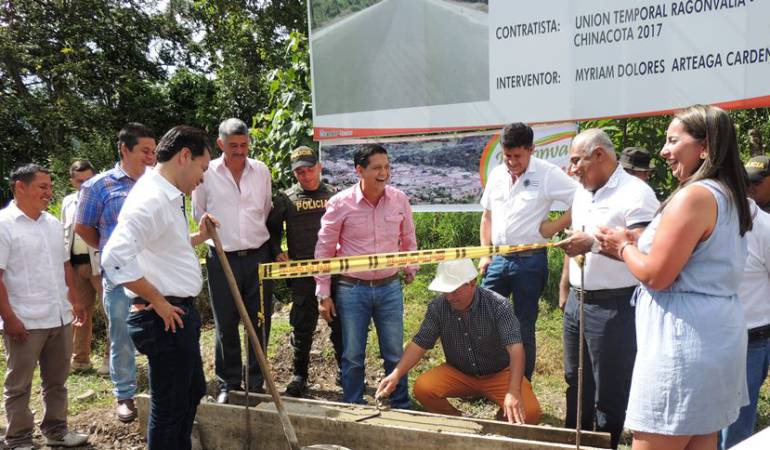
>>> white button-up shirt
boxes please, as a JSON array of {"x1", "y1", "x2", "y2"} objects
[
  {"x1": 102, "y1": 169, "x2": 202, "y2": 298},
  {"x1": 61, "y1": 191, "x2": 100, "y2": 276},
  {"x1": 739, "y1": 202, "x2": 770, "y2": 330},
  {"x1": 480, "y1": 157, "x2": 578, "y2": 245},
  {"x1": 192, "y1": 156, "x2": 271, "y2": 252},
  {"x1": 569, "y1": 165, "x2": 659, "y2": 290},
  {"x1": 0, "y1": 201, "x2": 73, "y2": 330}
]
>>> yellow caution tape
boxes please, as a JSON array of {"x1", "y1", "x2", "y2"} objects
[{"x1": 258, "y1": 242, "x2": 554, "y2": 280}]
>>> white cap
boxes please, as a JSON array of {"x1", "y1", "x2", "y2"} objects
[{"x1": 428, "y1": 259, "x2": 478, "y2": 293}]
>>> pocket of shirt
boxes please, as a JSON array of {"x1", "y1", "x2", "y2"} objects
[
  {"x1": 379, "y1": 214, "x2": 404, "y2": 241},
  {"x1": 343, "y1": 215, "x2": 370, "y2": 239}
]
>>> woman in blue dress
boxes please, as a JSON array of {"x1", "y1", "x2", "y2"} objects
[{"x1": 597, "y1": 104, "x2": 753, "y2": 450}]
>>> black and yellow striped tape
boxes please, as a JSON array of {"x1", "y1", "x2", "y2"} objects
[{"x1": 258, "y1": 242, "x2": 554, "y2": 280}]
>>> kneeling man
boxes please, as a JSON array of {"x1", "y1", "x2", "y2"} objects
[{"x1": 376, "y1": 259, "x2": 542, "y2": 424}]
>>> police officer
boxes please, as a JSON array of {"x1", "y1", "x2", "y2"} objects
[{"x1": 267, "y1": 146, "x2": 343, "y2": 397}]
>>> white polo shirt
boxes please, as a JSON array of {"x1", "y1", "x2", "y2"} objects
[
  {"x1": 191, "y1": 156, "x2": 272, "y2": 252},
  {"x1": 569, "y1": 164, "x2": 659, "y2": 290},
  {"x1": 0, "y1": 201, "x2": 73, "y2": 330},
  {"x1": 480, "y1": 157, "x2": 578, "y2": 246},
  {"x1": 739, "y1": 202, "x2": 770, "y2": 330},
  {"x1": 102, "y1": 169, "x2": 202, "y2": 299}
]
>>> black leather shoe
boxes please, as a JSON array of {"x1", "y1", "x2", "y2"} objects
[
  {"x1": 284, "y1": 376, "x2": 307, "y2": 398},
  {"x1": 216, "y1": 390, "x2": 229, "y2": 404}
]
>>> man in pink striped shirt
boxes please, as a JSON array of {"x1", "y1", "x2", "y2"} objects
[{"x1": 314, "y1": 144, "x2": 417, "y2": 408}]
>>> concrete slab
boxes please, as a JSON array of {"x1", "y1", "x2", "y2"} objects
[{"x1": 136, "y1": 394, "x2": 612, "y2": 450}]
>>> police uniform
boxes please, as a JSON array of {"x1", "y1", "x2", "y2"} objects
[{"x1": 267, "y1": 181, "x2": 343, "y2": 384}]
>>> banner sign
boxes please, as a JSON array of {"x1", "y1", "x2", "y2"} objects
[
  {"x1": 308, "y1": 0, "x2": 770, "y2": 139},
  {"x1": 319, "y1": 123, "x2": 577, "y2": 212}
]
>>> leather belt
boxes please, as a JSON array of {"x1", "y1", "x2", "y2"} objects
[
  {"x1": 571, "y1": 286, "x2": 636, "y2": 304},
  {"x1": 338, "y1": 274, "x2": 399, "y2": 287},
  {"x1": 749, "y1": 324, "x2": 770, "y2": 342},
  {"x1": 70, "y1": 253, "x2": 91, "y2": 265},
  {"x1": 226, "y1": 248, "x2": 259, "y2": 257},
  {"x1": 503, "y1": 248, "x2": 546, "y2": 257},
  {"x1": 132, "y1": 295, "x2": 194, "y2": 307}
]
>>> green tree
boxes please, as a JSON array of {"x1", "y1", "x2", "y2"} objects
[
  {"x1": 252, "y1": 31, "x2": 314, "y2": 190},
  {"x1": 0, "y1": 0, "x2": 191, "y2": 199}
]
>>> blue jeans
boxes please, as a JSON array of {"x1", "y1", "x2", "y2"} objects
[
  {"x1": 481, "y1": 252, "x2": 548, "y2": 380},
  {"x1": 102, "y1": 274, "x2": 136, "y2": 400},
  {"x1": 720, "y1": 336, "x2": 770, "y2": 449},
  {"x1": 128, "y1": 302, "x2": 206, "y2": 450},
  {"x1": 336, "y1": 278, "x2": 410, "y2": 409}
]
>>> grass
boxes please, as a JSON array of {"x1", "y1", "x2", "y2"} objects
[{"x1": 1, "y1": 246, "x2": 768, "y2": 447}]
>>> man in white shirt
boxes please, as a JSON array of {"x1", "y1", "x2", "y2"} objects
[
  {"x1": 720, "y1": 156, "x2": 770, "y2": 449},
  {"x1": 557, "y1": 129, "x2": 659, "y2": 449},
  {"x1": 0, "y1": 164, "x2": 88, "y2": 449},
  {"x1": 191, "y1": 118, "x2": 273, "y2": 403},
  {"x1": 102, "y1": 126, "x2": 214, "y2": 450},
  {"x1": 61, "y1": 159, "x2": 107, "y2": 373},
  {"x1": 479, "y1": 122, "x2": 578, "y2": 380}
]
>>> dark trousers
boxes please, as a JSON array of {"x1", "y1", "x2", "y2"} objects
[
  {"x1": 563, "y1": 287, "x2": 636, "y2": 449},
  {"x1": 127, "y1": 303, "x2": 206, "y2": 450},
  {"x1": 481, "y1": 251, "x2": 548, "y2": 380},
  {"x1": 289, "y1": 276, "x2": 343, "y2": 378},
  {"x1": 206, "y1": 244, "x2": 274, "y2": 391}
]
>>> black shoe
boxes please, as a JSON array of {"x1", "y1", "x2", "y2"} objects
[
  {"x1": 216, "y1": 390, "x2": 229, "y2": 404},
  {"x1": 284, "y1": 376, "x2": 307, "y2": 398}
]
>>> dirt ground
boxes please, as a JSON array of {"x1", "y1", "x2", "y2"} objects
[
  {"x1": 2, "y1": 305, "x2": 503, "y2": 449},
  {"x1": 3, "y1": 309, "x2": 357, "y2": 449}
]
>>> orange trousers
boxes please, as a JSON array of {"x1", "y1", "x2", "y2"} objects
[{"x1": 413, "y1": 363, "x2": 542, "y2": 425}]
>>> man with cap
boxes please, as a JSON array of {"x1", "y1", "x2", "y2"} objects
[
  {"x1": 744, "y1": 155, "x2": 770, "y2": 212},
  {"x1": 375, "y1": 259, "x2": 542, "y2": 425},
  {"x1": 619, "y1": 147, "x2": 654, "y2": 182},
  {"x1": 719, "y1": 155, "x2": 770, "y2": 449},
  {"x1": 267, "y1": 146, "x2": 343, "y2": 397},
  {"x1": 191, "y1": 118, "x2": 273, "y2": 404}
]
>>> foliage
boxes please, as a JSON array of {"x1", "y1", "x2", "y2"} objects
[
  {"x1": 309, "y1": 0, "x2": 382, "y2": 29},
  {"x1": 414, "y1": 212, "x2": 480, "y2": 250},
  {"x1": 252, "y1": 31, "x2": 314, "y2": 191},
  {"x1": 583, "y1": 108, "x2": 770, "y2": 200}
]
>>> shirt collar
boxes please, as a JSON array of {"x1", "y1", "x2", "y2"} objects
[
  {"x1": 594, "y1": 163, "x2": 623, "y2": 197},
  {"x1": 353, "y1": 182, "x2": 388, "y2": 205},
  {"x1": 506, "y1": 157, "x2": 538, "y2": 182},
  {"x1": 148, "y1": 169, "x2": 183, "y2": 201},
  {"x1": 213, "y1": 155, "x2": 255, "y2": 174},
  {"x1": 113, "y1": 163, "x2": 135, "y2": 181},
  {"x1": 8, "y1": 200, "x2": 43, "y2": 222}
]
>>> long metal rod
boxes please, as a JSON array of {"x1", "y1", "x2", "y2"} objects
[
  {"x1": 206, "y1": 218, "x2": 301, "y2": 450},
  {"x1": 576, "y1": 251, "x2": 586, "y2": 450}
]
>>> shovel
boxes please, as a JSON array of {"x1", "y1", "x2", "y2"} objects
[{"x1": 205, "y1": 217, "x2": 301, "y2": 450}]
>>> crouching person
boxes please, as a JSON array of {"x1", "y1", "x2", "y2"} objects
[
  {"x1": 102, "y1": 126, "x2": 214, "y2": 450},
  {"x1": 1, "y1": 164, "x2": 88, "y2": 449},
  {"x1": 376, "y1": 259, "x2": 542, "y2": 424}
]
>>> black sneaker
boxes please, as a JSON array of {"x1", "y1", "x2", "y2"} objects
[{"x1": 284, "y1": 376, "x2": 307, "y2": 398}]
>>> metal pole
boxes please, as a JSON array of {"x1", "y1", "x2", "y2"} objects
[{"x1": 575, "y1": 251, "x2": 586, "y2": 450}]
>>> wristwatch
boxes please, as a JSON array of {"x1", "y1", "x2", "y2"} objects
[{"x1": 590, "y1": 236, "x2": 601, "y2": 254}]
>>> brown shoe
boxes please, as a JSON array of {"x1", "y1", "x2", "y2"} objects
[{"x1": 116, "y1": 399, "x2": 137, "y2": 423}]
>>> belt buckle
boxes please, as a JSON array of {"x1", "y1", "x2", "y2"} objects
[{"x1": 236, "y1": 250, "x2": 248, "y2": 257}]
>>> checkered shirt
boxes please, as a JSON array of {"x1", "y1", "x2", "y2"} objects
[
  {"x1": 412, "y1": 286, "x2": 522, "y2": 376},
  {"x1": 75, "y1": 164, "x2": 136, "y2": 250}
]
